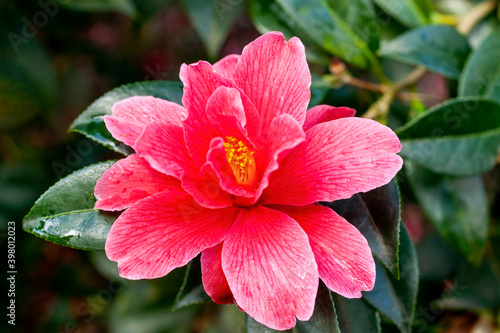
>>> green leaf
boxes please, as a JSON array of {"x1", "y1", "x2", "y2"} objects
[
  {"x1": 332, "y1": 294, "x2": 381, "y2": 333},
  {"x1": 459, "y1": 28, "x2": 500, "y2": 103},
  {"x1": 405, "y1": 162, "x2": 489, "y2": 264},
  {"x1": 373, "y1": 0, "x2": 429, "y2": 28},
  {"x1": 249, "y1": 0, "x2": 331, "y2": 65},
  {"x1": 181, "y1": 0, "x2": 244, "y2": 59},
  {"x1": 56, "y1": 0, "x2": 136, "y2": 17},
  {"x1": 23, "y1": 161, "x2": 116, "y2": 250},
  {"x1": 246, "y1": 283, "x2": 340, "y2": 332},
  {"x1": 363, "y1": 225, "x2": 419, "y2": 333},
  {"x1": 397, "y1": 97, "x2": 500, "y2": 176},
  {"x1": 324, "y1": 180, "x2": 401, "y2": 278},
  {"x1": 379, "y1": 25, "x2": 470, "y2": 79},
  {"x1": 255, "y1": 0, "x2": 381, "y2": 71},
  {"x1": 172, "y1": 260, "x2": 210, "y2": 311},
  {"x1": 69, "y1": 81, "x2": 183, "y2": 155}
]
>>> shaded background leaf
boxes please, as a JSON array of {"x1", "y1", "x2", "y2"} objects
[
  {"x1": 363, "y1": 225, "x2": 419, "y2": 333},
  {"x1": 397, "y1": 98, "x2": 500, "y2": 176},
  {"x1": 379, "y1": 25, "x2": 470, "y2": 79},
  {"x1": 405, "y1": 162, "x2": 489, "y2": 264},
  {"x1": 459, "y1": 28, "x2": 500, "y2": 103},
  {"x1": 373, "y1": 0, "x2": 430, "y2": 28},
  {"x1": 181, "y1": 0, "x2": 245, "y2": 59}
]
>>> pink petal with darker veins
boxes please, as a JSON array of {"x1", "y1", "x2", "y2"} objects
[
  {"x1": 104, "y1": 96, "x2": 187, "y2": 149},
  {"x1": 213, "y1": 54, "x2": 240, "y2": 81},
  {"x1": 233, "y1": 31, "x2": 311, "y2": 134},
  {"x1": 180, "y1": 62, "x2": 261, "y2": 166},
  {"x1": 272, "y1": 204, "x2": 376, "y2": 298},
  {"x1": 135, "y1": 121, "x2": 234, "y2": 208},
  {"x1": 94, "y1": 154, "x2": 181, "y2": 211},
  {"x1": 105, "y1": 190, "x2": 240, "y2": 280},
  {"x1": 201, "y1": 243, "x2": 235, "y2": 304},
  {"x1": 222, "y1": 205, "x2": 318, "y2": 330},
  {"x1": 253, "y1": 114, "x2": 306, "y2": 203},
  {"x1": 303, "y1": 105, "x2": 356, "y2": 131},
  {"x1": 261, "y1": 117, "x2": 403, "y2": 206}
]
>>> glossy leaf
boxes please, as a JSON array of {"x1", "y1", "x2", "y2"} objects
[
  {"x1": 406, "y1": 162, "x2": 489, "y2": 264},
  {"x1": 363, "y1": 225, "x2": 419, "y2": 333},
  {"x1": 23, "y1": 161, "x2": 116, "y2": 250},
  {"x1": 258, "y1": 0, "x2": 381, "y2": 70},
  {"x1": 69, "y1": 81, "x2": 183, "y2": 155},
  {"x1": 56, "y1": 0, "x2": 136, "y2": 17},
  {"x1": 379, "y1": 25, "x2": 470, "y2": 79},
  {"x1": 332, "y1": 294, "x2": 381, "y2": 333},
  {"x1": 324, "y1": 180, "x2": 401, "y2": 278},
  {"x1": 397, "y1": 97, "x2": 500, "y2": 176},
  {"x1": 181, "y1": 0, "x2": 244, "y2": 59},
  {"x1": 373, "y1": 0, "x2": 429, "y2": 28},
  {"x1": 459, "y1": 29, "x2": 500, "y2": 103}
]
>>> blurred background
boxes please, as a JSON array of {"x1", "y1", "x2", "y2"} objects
[{"x1": 1, "y1": 0, "x2": 500, "y2": 332}]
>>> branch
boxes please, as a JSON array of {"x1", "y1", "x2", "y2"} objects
[
  {"x1": 457, "y1": 0, "x2": 499, "y2": 35},
  {"x1": 362, "y1": 67, "x2": 427, "y2": 121}
]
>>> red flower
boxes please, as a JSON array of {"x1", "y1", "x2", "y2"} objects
[{"x1": 95, "y1": 32, "x2": 403, "y2": 330}]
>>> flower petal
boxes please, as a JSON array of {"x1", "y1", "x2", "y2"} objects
[
  {"x1": 104, "y1": 96, "x2": 187, "y2": 148},
  {"x1": 201, "y1": 243, "x2": 235, "y2": 304},
  {"x1": 222, "y1": 205, "x2": 318, "y2": 330},
  {"x1": 94, "y1": 154, "x2": 181, "y2": 211},
  {"x1": 135, "y1": 122, "x2": 197, "y2": 180},
  {"x1": 136, "y1": 121, "x2": 234, "y2": 208},
  {"x1": 272, "y1": 204, "x2": 376, "y2": 298},
  {"x1": 303, "y1": 105, "x2": 356, "y2": 131},
  {"x1": 213, "y1": 54, "x2": 240, "y2": 81},
  {"x1": 253, "y1": 114, "x2": 306, "y2": 203},
  {"x1": 180, "y1": 62, "x2": 261, "y2": 166},
  {"x1": 261, "y1": 117, "x2": 403, "y2": 206},
  {"x1": 105, "y1": 190, "x2": 240, "y2": 280},
  {"x1": 179, "y1": 61, "x2": 234, "y2": 166},
  {"x1": 233, "y1": 31, "x2": 311, "y2": 132}
]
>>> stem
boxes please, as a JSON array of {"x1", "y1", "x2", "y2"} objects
[
  {"x1": 362, "y1": 67, "x2": 427, "y2": 121},
  {"x1": 457, "y1": 0, "x2": 499, "y2": 35},
  {"x1": 327, "y1": 63, "x2": 438, "y2": 103}
]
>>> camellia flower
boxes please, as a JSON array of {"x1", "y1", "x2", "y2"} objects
[{"x1": 95, "y1": 32, "x2": 403, "y2": 330}]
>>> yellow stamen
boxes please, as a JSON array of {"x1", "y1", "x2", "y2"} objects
[{"x1": 223, "y1": 136, "x2": 257, "y2": 187}]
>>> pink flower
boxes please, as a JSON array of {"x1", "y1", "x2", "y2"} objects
[{"x1": 95, "y1": 32, "x2": 403, "y2": 330}]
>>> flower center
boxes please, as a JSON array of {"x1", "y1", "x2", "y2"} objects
[{"x1": 223, "y1": 136, "x2": 257, "y2": 187}]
